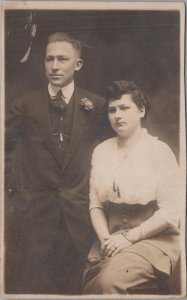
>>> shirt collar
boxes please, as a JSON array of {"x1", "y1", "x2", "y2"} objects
[{"x1": 48, "y1": 81, "x2": 74, "y2": 104}]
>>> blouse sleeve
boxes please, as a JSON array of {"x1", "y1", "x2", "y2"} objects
[
  {"x1": 89, "y1": 148, "x2": 105, "y2": 210},
  {"x1": 155, "y1": 142, "x2": 183, "y2": 228}
]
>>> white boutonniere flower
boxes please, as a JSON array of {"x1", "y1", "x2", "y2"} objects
[{"x1": 80, "y1": 98, "x2": 94, "y2": 111}]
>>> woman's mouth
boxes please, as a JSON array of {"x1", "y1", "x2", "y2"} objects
[{"x1": 115, "y1": 122, "x2": 126, "y2": 127}]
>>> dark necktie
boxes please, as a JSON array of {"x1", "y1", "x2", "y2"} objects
[{"x1": 50, "y1": 89, "x2": 67, "y2": 113}]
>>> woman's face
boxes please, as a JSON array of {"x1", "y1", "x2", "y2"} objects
[{"x1": 108, "y1": 94, "x2": 145, "y2": 138}]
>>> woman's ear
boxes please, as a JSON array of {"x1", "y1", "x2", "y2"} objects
[
  {"x1": 140, "y1": 105, "x2": 145, "y2": 118},
  {"x1": 75, "y1": 58, "x2": 83, "y2": 71}
]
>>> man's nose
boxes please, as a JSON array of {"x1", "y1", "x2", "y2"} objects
[{"x1": 52, "y1": 59, "x2": 59, "y2": 70}]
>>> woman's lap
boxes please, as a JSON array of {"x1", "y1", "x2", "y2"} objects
[{"x1": 83, "y1": 251, "x2": 157, "y2": 294}]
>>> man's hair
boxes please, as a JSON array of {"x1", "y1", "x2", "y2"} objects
[
  {"x1": 106, "y1": 80, "x2": 150, "y2": 121},
  {"x1": 46, "y1": 32, "x2": 82, "y2": 58}
]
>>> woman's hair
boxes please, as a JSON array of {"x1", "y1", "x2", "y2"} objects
[
  {"x1": 106, "y1": 80, "x2": 150, "y2": 121},
  {"x1": 46, "y1": 32, "x2": 82, "y2": 58}
]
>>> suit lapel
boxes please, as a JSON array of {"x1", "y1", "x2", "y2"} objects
[{"x1": 33, "y1": 89, "x2": 63, "y2": 167}]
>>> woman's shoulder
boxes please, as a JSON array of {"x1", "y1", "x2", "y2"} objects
[
  {"x1": 93, "y1": 137, "x2": 117, "y2": 157},
  {"x1": 95, "y1": 137, "x2": 117, "y2": 150},
  {"x1": 146, "y1": 132, "x2": 174, "y2": 152},
  {"x1": 145, "y1": 131, "x2": 178, "y2": 164}
]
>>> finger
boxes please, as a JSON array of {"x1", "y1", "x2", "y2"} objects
[
  {"x1": 103, "y1": 241, "x2": 114, "y2": 253},
  {"x1": 101, "y1": 243, "x2": 105, "y2": 252},
  {"x1": 104, "y1": 239, "x2": 112, "y2": 246},
  {"x1": 103, "y1": 244, "x2": 113, "y2": 257},
  {"x1": 103, "y1": 246, "x2": 110, "y2": 258},
  {"x1": 103, "y1": 236, "x2": 110, "y2": 241},
  {"x1": 105, "y1": 242, "x2": 116, "y2": 251},
  {"x1": 105, "y1": 244, "x2": 118, "y2": 257},
  {"x1": 100, "y1": 243, "x2": 108, "y2": 255},
  {"x1": 106, "y1": 246, "x2": 116, "y2": 258},
  {"x1": 111, "y1": 247, "x2": 122, "y2": 257},
  {"x1": 100, "y1": 247, "x2": 104, "y2": 256}
]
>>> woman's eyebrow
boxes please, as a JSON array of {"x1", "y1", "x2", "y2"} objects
[{"x1": 119, "y1": 104, "x2": 130, "y2": 107}]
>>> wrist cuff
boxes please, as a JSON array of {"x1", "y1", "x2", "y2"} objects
[
  {"x1": 121, "y1": 232, "x2": 133, "y2": 244},
  {"x1": 124, "y1": 226, "x2": 142, "y2": 243}
]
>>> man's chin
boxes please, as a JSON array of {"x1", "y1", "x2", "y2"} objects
[{"x1": 50, "y1": 81, "x2": 64, "y2": 88}]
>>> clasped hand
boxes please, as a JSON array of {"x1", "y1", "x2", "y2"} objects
[{"x1": 100, "y1": 233, "x2": 132, "y2": 258}]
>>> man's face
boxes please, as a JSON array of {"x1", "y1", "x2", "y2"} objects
[{"x1": 45, "y1": 41, "x2": 83, "y2": 88}]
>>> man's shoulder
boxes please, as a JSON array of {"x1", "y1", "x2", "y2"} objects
[
  {"x1": 75, "y1": 86, "x2": 104, "y2": 102},
  {"x1": 22, "y1": 88, "x2": 47, "y2": 99},
  {"x1": 12, "y1": 88, "x2": 47, "y2": 106}
]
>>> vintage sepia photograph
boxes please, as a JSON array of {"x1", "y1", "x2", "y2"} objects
[{"x1": 1, "y1": 1, "x2": 186, "y2": 298}]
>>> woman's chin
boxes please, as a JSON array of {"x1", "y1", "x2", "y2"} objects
[
  {"x1": 114, "y1": 127, "x2": 129, "y2": 138},
  {"x1": 117, "y1": 132, "x2": 128, "y2": 139}
]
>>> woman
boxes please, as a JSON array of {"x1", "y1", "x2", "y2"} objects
[{"x1": 83, "y1": 80, "x2": 182, "y2": 294}]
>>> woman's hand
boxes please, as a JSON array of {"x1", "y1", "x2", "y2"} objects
[
  {"x1": 102, "y1": 234, "x2": 132, "y2": 258},
  {"x1": 100, "y1": 236, "x2": 111, "y2": 257}
]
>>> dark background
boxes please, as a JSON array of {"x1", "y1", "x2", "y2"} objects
[
  {"x1": 5, "y1": 9, "x2": 180, "y2": 159},
  {"x1": 4, "y1": 9, "x2": 182, "y2": 294}
]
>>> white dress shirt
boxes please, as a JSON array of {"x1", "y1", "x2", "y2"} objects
[{"x1": 48, "y1": 81, "x2": 74, "y2": 104}]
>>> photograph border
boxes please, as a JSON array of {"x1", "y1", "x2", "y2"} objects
[{"x1": 1, "y1": 1, "x2": 186, "y2": 299}]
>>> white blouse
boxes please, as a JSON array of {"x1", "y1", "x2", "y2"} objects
[{"x1": 89, "y1": 129, "x2": 182, "y2": 228}]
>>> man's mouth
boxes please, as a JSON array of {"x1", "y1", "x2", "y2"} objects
[{"x1": 50, "y1": 74, "x2": 62, "y2": 77}]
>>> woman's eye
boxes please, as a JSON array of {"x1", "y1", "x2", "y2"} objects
[
  {"x1": 108, "y1": 107, "x2": 116, "y2": 113},
  {"x1": 120, "y1": 106, "x2": 130, "y2": 111}
]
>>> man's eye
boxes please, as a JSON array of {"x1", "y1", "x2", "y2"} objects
[
  {"x1": 45, "y1": 57, "x2": 54, "y2": 62},
  {"x1": 58, "y1": 57, "x2": 68, "y2": 61}
]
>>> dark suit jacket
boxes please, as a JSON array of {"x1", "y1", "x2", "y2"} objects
[{"x1": 5, "y1": 86, "x2": 108, "y2": 256}]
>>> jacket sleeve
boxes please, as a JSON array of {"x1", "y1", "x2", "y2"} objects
[
  {"x1": 5, "y1": 96, "x2": 24, "y2": 186},
  {"x1": 95, "y1": 98, "x2": 114, "y2": 143}
]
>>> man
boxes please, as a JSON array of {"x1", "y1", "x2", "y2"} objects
[{"x1": 5, "y1": 32, "x2": 109, "y2": 294}]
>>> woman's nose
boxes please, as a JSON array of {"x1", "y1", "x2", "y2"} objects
[{"x1": 115, "y1": 108, "x2": 122, "y2": 119}]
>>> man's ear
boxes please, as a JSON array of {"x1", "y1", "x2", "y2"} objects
[{"x1": 75, "y1": 58, "x2": 83, "y2": 71}]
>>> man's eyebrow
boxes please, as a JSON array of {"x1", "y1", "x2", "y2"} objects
[
  {"x1": 46, "y1": 55, "x2": 69, "y2": 58},
  {"x1": 57, "y1": 55, "x2": 69, "y2": 58}
]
